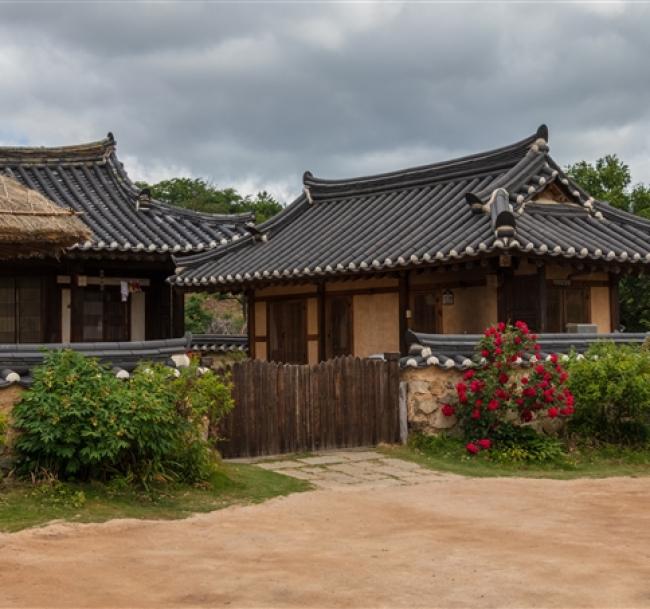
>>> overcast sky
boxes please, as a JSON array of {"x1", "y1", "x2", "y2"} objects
[{"x1": 1, "y1": 1, "x2": 649, "y2": 203}]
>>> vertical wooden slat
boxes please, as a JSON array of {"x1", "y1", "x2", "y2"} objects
[{"x1": 217, "y1": 355, "x2": 401, "y2": 458}]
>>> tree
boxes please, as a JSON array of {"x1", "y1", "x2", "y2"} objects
[
  {"x1": 567, "y1": 156, "x2": 650, "y2": 331},
  {"x1": 135, "y1": 178, "x2": 283, "y2": 223},
  {"x1": 184, "y1": 293, "x2": 212, "y2": 334}
]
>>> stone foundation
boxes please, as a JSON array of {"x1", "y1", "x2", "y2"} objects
[
  {"x1": 401, "y1": 367, "x2": 463, "y2": 435},
  {"x1": 401, "y1": 366, "x2": 566, "y2": 437}
]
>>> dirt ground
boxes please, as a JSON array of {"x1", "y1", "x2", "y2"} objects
[{"x1": 1, "y1": 475, "x2": 649, "y2": 609}]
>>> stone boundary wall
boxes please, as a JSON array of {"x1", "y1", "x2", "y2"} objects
[{"x1": 401, "y1": 367, "x2": 463, "y2": 436}]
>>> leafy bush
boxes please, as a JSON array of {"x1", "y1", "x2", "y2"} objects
[
  {"x1": 568, "y1": 342, "x2": 650, "y2": 444},
  {"x1": 410, "y1": 428, "x2": 565, "y2": 464},
  {"x1": 0, "y1": 412, "x2": 8, "y2": 452},
  {"x1": 489, "y1": 424, "x2": 565, "y2": 463},
  {"x1": 30, "y1": 479, "x2": 87, "y2": 509},
  {"x1": 440, "y1": 321, "x2": 574, "y2": 455},
  {"x1": 11, "y1": 350, "x2": 234, "y2": 484}
]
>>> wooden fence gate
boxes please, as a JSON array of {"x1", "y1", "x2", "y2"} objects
[{"x1": 217, "y1": 355, "x2": 400, "y2": 458}]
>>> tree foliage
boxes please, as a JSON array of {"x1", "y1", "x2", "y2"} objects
[
  {"x1": 135, "y1": 177, "x2": 283, "y2": 223},
  {"x1": 566, "y1": 155, "x2": 650, "y2": 217},
  {"x1": 185, "y1": 293, "x2": 212, "y2": 334},
  {"x1": 566, "y1": 155, "x2": 650, "y2": 331}
]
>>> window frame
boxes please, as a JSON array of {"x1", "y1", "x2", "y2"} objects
[{"x1": 0, "y1": 276, "x2": 45, "y2": 343}]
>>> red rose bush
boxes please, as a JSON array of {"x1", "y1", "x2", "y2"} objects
[{"x1": 440, "y1": 321, "x2": 574, "y2": 455}]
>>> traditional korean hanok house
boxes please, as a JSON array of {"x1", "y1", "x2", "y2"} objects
[
  {"x1": 171, "y1": 125, "x2": 650, "y2": 364},
  {"x1": 0, "y1": 134, "x2": 253, "y2": 343}
]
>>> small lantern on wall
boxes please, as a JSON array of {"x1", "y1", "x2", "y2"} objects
[{"x1": 442, "y1": 289, "x2": 454, "y2": 305}]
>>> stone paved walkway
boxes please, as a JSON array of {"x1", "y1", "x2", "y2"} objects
[{"x1": 254, "y1": 449, "x2": 454, "y2": 489}]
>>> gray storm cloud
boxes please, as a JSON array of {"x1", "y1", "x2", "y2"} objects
[{"x1": 1, "y1": 2, "x2": 649, "y2": 202}]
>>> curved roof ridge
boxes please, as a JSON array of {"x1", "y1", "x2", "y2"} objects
[
  {"x1": 303, "y1": 125, "x2": 548, "y2": 199},
  {"x1": 0, "y1": 133, "x2": 115, "y2": 164}
]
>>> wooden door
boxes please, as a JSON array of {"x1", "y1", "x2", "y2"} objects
[
  {"x1": 325, "y1": 295, "x2": 353, "y2": 359},
  {"x1": 501, "y1": 274, "x2": 541, "y2": 331},
  {"x1": 268, "y1": 299, "x2": 307, "y2": 364},
  {"x1": 411, "y1": 290, "x2": 438, "y2": 333},
  {"x1": 547, "y1": 286, "x2": 590, "y2": 332},
  {"x1": 79, "y1": 286, "x2": 130, "y2": 342}
]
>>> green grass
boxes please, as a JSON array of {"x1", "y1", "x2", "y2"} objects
[
  {"x1": 380, "y1": 436, "x2": 650, "y2": 479},
  {"x1": 0, "y1": 463, "x2": 311, "y2": 533}
]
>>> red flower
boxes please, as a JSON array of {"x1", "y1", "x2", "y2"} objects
[
  {"x1": 514, "y1": 336, "x2": 522, "y2": 345},
  {"x1": 475, "y1": 399, "x2": 483, "y2": 407},
  {"x1": 477, "y1": 438, "x2": 491, "y2": 450},
  {"x1": 534, "y1": 343, "x2": 541, "y2": 351},
  {"x1": 515, "y1": 398, "x2": 524, "y2": 406},
  {"x1": 495, "y1": 335, "x2": 502, "y2": 347},
  {"x1": 547, "y1": 407, "x2": 559, "y2": 418},
  {"x1": 515, "y1": 320, "x2": 529, "y2": 333},
  {"x1": 550, "y1": 353, "x2": 558, "y2": 364},
  {"x1": 471, "y1": 409, "x2": 481, "y2": 420},
  {"x1": 560, "y1": 406, "x2": 575, "y2": 416},
  {"x1": 543, "y1": 389, "x2": 555, "y2": 403},
  {"x1": 441, "y1": 404, "x2": 455, "y2": 417},
  {"x1": 470, "y1": 380, "x2": 483, "y2": 393},
  {"x1": 463, "y1": 369, "x2": 475, "y2": 380},
  {"x1": 466, "y1": 442, "x2": 479, "y2": 455},
  {"x1": 523, "y1": 387, "x2": 536, "y2": 397},
  {"x1": 521, "y1": 410, "x2": 533, "y2": 422},
  {"x1": 487, "y1": 399, "x2": 499, "y2": 411},
  {"x1": 498, "y1": 372, "x2": 509, "y2": 385},
  {"x1": 495, "y1": 347, "x2": 502, "y2": 355},
  {"x1": 535, "y1": 364, "x2": 545, "y2": 375},
  {"x1": 521, "y1": 376, "x2": 529, "y2": 385},
  {"x1": 559, "y1": 372, "x2": 569, "y2": 384},
  {"x1": 481, "y1": 349, "x2": 490, "y2": 358},
  {"x1": 495, "y1": 388, "x2": 508, "y2": 400}
]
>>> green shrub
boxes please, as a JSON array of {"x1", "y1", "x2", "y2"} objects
[
  {"x1": 30, "y1": 479, "x2": 87, "y2": 509},
  {"x1": 568, "y1": 342, "x2": 650, "y2": 444},
  {"x1": 0, "y1": 411, "x2": 8, "y2": 452},
  {"x1": 11, "y1": 351, "x2": 234, "y2": 485},
  {"x1": 489, "y1": 424, "x2": 565, "y2": 463}
]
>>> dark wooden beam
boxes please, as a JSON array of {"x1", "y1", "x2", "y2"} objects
[
  {"x1": 609, "y1": 273, "x2": 621, "y2": 331},
  {"x1": 538, "y1": 263, "x2": 547, "y2": 333},
  {"x1": 171, "y1": 285, "x2": 185, "y2": 338},
  {"x1": 398, "y1": 271, "x2": 410, "y2": 355},
  {"x1": 317, "y1": 282, "x2": 326, "y2": 362},
  {"x1": 246, "y1": 290, "x2": 256, "y2": 359}
]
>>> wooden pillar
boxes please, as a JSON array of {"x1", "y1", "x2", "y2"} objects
[
  {"x1": 609, "y1": 273, "x2": 620, "y2": 332},
  {"x1": 317, "y1": 281, "x2": 326, "y2": 362},
  {"x1": 497, "y1": 269, "x2": 510, "y2": 323},
  {"x1": 69, "y1": 264, "x2": 83, "y2": 342},
  {"x1": 398, "y1": 271, "x2": 410, "y2": 355},
  {"x1": 171, "y1": 285, "x2": 185, "y2": 338},
  {"x1": 538, "y1": 263, "x2": 547, "y2": 333},
  {"x1": 246, "y1": 290, "x2": 256, "y2": 358}
]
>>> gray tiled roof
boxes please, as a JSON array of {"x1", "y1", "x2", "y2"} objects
[
  {"x1": 172, "y1": 125, "x2": 650, "y2": 287},
  {"x1": 0, "y1": 134, "x2": 253, "y2": 254},
  {"x1": 402, "y1": 330, "x2": 648, "y2": 369},
  {"x1": 189, "y1": 333, "x2": 247, "y2": 353},
  {"x1": 0, "y1": 335, "x2": 194, "y2": 388}
]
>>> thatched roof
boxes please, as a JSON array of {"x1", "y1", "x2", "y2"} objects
[{"x1": 0, "y1": 173, "x2": 90, "y2": 258}]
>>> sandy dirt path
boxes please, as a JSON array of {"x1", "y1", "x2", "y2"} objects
[{"x1": 1, "y1": 475, "x2": 649, "y2": 609}]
